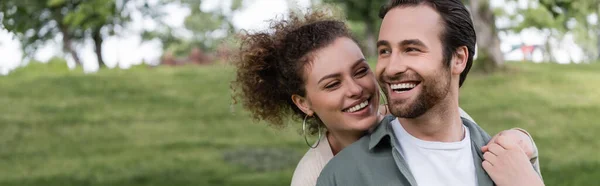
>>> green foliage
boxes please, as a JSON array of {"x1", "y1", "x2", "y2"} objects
[
  {"x1": 0, "y1": 0, "x2": 62, "y2": 57},
  {"x1": 502, "y1": 0, "x2": 599, "y2": 61},
  {"x1": 144, "y1": 0, "x2": 244, "y2": 56},
  {"x1": 322, "y1": 0, "x2": 385, "y2": 29},
  {"x1": 0, "y1": 62, "x2": 599, "y2": 185},
  {"x1": 0, "y1": 0, "x2": 161, "y2": 67},
  {"x1": 320, "y1": 0, "x2": 387, "y2": 57},
  {"x1": 47, "y1": 0, "x2": 66, "y2": 7}
]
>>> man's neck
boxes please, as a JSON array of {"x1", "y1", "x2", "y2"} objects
[{"x1": 397, "y1": 95, "x2": 464, "y2": 142}]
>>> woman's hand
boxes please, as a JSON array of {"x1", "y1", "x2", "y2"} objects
[
  {"x1": 376, "y1": 104, "x2": 389, "y2": 123},
  {"x1": 481, "y1": 134, "x2": 544, "y2": 186},
  {"x1": 487, "y1": 129, "x2": 535, "y2": 159}
]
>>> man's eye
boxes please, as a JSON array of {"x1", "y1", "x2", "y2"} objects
[
  {"x1": 379, "y1": 49, "x2": 391, "y2": 55},
  {"x1": 405, "y1": 47, "x2": 421, "y2": 53}
]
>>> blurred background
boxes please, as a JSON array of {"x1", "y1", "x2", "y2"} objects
[{"x1": 0, "y1": 0, "x2": 598, "y2": 185}]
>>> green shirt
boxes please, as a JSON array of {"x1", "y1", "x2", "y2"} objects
[{"x1": 316, "y1": 115, "x2": 496, "y2": 186}]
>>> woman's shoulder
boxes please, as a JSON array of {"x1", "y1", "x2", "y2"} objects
[{"x1": 290, "y1": 136, "x2": 333, "y2": 186}]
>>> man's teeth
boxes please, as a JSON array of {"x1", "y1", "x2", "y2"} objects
[
  {"x1": 345, "y1": 100, "x2": 369, "y2": 113},
  {"x1": 391, "y1": 83, "x2": 417, "y2": 90}
]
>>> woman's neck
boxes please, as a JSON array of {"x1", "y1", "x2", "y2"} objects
[{"x1": 326, "y1": 131, "x2": 363, "y2": 155}]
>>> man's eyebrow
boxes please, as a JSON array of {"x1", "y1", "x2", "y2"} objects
[
  {"x1": 399, "y1": 39, "x2": 427, "y2": 49},
  {"x1": 376, "y1": 40, "x2": 390, "y2": 48}
]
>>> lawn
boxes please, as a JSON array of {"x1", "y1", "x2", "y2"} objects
[{"x1": 0, "y1": 60, "x2": 598, "y2": 186}]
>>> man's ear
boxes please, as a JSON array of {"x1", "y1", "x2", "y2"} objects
[
  {"x1": 291, "y1": 94, "x2": 314, "y2": 116},
  {"x1": 451, "y1": 46, "x2": 468, "y2": 75}
]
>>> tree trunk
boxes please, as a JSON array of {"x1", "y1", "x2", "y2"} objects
[
  {"x1": 544, "y1": 33, "x2": 556, "y2": 63},
  {"x1": 59, "y1": 24, "x2": 82, "y2": 66},
  {"x1": 364, "y1": 21, "x2": 377, "y2": 58},
  {"x1": 597, "y1": 29, "x2": 600, "y2": 61},
  {"x1": 469, "y1": 0, "x2": 504, "y2": 71},
  {"x1": 597, "y1": 6, "x2": 600, "y2": 61},
  {"x1": 92, "y1": 29, "x2": 106, "y2": 68}
]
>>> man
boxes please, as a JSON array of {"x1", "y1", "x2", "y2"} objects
[{"x1": 316, "y1": 0, "x2": 543, "y2": 185}]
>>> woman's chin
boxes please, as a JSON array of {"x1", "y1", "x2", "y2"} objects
[{"x1": 347, "y1": 115, "x2": 379, "y2": 133}]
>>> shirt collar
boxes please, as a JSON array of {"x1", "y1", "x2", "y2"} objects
[
  {"x1": 368, "y1": 115, "x2": 481, "y2": 150},
  {"x1": 368, "y1": 114, "x2": 396, "y2": 150}
]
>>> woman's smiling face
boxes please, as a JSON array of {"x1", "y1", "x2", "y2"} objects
[{"x1": 293, "y1": 37, "x2": 380, "y2": 135}]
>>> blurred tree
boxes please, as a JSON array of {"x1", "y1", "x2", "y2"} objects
[
  {"x1": 0, "y1": 0, "x2": 161, "y2": 68},
  {"x1": 539, "y1": 0, "x2": 599, "y2": 62},
  {"x1": 321, "y1": 0, "x2": 387, "y2": 57},
  {"x1": 60, "y1": 0, "x2": 129, "y2": 68},
  {"x1": 465, "y1": 0, "x2": 505, "y2": 72},
  {"x1": 597, "y1": 2, "x2": 600, "y2": 61},
  {"x1": 144, "y1": 0, "x2": 244, "y2": 58},
  {"x1": 501, "y1": 0, "x2": 599, "y2": 63},
  {"x1": 1, "y1": 0, "x2": 83, "y2": 65}
]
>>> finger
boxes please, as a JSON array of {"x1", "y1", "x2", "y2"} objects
[
  {"x1": 481, "y1": 145, "x2": 489, "y2": 153},
  {"x1": 511, "y1": 131, "x2": 534, "y2": 157},
  {"x1": 483, "y1": 152, "x2": 497, "y2": 165},
  {"x1": 516, "y1": 139, "x2": 533, "y2": 157},
  {"x1": 495, "y1": 135, "x2": 520, "y2": 150},
  {"x1": 507, "y1": 129, "x2": 527, "y2": 146},
  {"x1": 482, "y1": 160, "x2": 494, "y2": 172},
  {"x1": 378, "y1": 104, "x2": 388, "y2": 115},
  {"x1": 486, "y1": 143, "x2": 505, "y2": 156},
  {"x1": 486, "y1": 130, "x2": 503, "y2": 146}
]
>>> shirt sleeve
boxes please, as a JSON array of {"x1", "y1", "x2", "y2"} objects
[{"x1": 511, "y1": 127, "x2": 542, "y2": 178}]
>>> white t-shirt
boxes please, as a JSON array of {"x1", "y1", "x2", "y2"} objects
[{"x1": 391, "y1": 118, "x2": 477, "y2": 186}]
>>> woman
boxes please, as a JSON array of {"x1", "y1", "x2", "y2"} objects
[{"x1": 231, "y1": 10, "x2": 541, "y2": 186}]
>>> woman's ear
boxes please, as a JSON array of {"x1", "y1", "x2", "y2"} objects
[{"x1": 291, "y1": 94, "x2": 313, "y2": 116}]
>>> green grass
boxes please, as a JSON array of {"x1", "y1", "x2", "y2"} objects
[{"x1": 1, "y1": 60, "x2": 599, "y2": 185}]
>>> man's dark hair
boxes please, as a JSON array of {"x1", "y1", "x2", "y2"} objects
[{"x1": 379, "y1": 0, "x2": 476, "y2": 87}]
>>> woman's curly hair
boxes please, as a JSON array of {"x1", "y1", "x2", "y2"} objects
[{"x1": 231, "y1": 10, "x2": 354, "y2": 135}]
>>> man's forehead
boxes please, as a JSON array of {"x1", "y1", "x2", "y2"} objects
[{"x1": 378, "y1": 5, "x2": 443, "y2": 42}]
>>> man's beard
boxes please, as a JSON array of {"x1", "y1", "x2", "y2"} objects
[{"x1": 382, "y1": 69, "x2": 451, "y2": 118}]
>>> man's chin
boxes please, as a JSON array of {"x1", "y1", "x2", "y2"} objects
[
  {"x1": 391, "y1": 111, "x2": 424, "y2": 119},
  {"x1": 389, "y1": 103, "x2": 427, "y2": 119}
]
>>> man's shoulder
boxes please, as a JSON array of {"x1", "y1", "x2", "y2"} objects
[
  {"x1": 324, "y1": 115, "x2": 396, "y2": 169},
  {"x1": 461, "y1": 117, "x2": 492, "y2": 145},
  {"x1": 316, "y1": 136, "x2": 372, "y2": 185},
  {"x1": 317, "y1": 134, "x2": 402, "y2": 186},
  {"x1": 322, "y1": 135, "x2": 371, "y2": 170}
]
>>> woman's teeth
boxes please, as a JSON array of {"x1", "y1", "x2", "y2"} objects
[
  {"x1": 391, "y1": 83, "x2": 417, "y2": 92},
  {"x1": 344, "y1": 100, "x2": 369, "y2": 113}
]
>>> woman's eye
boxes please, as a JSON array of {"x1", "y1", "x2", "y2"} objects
[
  {"x1": 355, "y1": 68, "x2": 368, "y2": 76},
  {"x1": 325, "y1": 82, "x2": 340, "y2": 89}
]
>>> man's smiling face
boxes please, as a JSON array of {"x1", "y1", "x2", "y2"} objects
[{"x1": 376, "y1": 5, "x2": 453, "y2": 118}]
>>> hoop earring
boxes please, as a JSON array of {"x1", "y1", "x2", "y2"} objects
[{"x1": 303, "y1": 114, "x2": 322, "y2": 149}]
